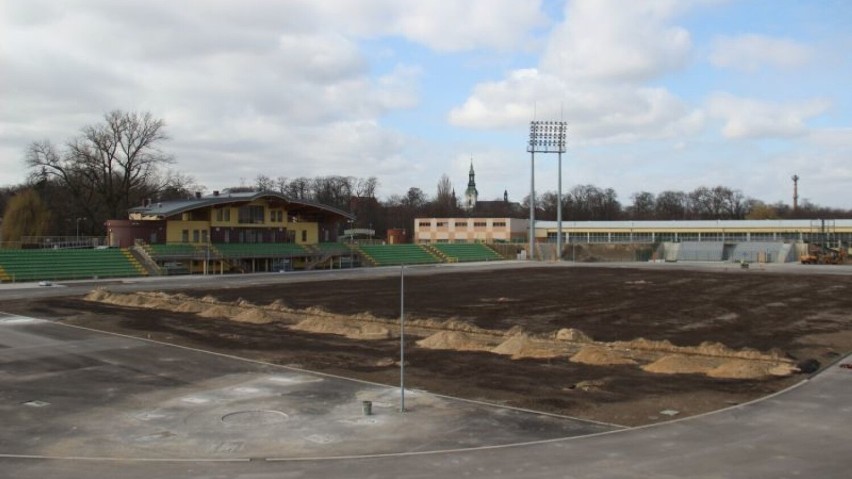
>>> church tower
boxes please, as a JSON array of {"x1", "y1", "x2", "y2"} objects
[{"x1": 464, "y1": 159, "x2": 478, "y2": 211}]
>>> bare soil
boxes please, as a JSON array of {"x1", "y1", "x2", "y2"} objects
[{"x1": 7, "y1": 266, "x2": 852, "y2": 427}]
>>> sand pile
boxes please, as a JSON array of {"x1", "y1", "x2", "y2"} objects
[
  {"x1": 491, "y1": 334, "x2": 565, "y2": 359},
  {"x1": 291, "y1": 317, "x2": 390, "y2": 340},
  {"x1": 570, "y1": 346, "x2": 636, "y2": 366},
  {"x1": 707, "y1": 360, "x2": 796, "y2": 379},
  {"x1": 416, "y1": 331, "x2": 493, "y2": 352},
  {"x1": 642, "y1": 355, "x2": 719, "y2": 375},
  {"x1": 555, "y1": 328, "x2": 593, "y2": 343}
]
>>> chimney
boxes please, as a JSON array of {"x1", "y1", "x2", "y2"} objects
[
  {"x1": 195, "y1": 191, "x2": 202, "y2": 199},
  {"x1": 213, "y1": 190, "x2": 220, "y2": 197},
  {"x1": 792, "y1": 174, "x2": 799, "y2": 213}
]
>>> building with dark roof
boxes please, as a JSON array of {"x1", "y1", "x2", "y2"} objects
[{"x1": 105, "y1": 191, "x2": 355, "y2": 273}]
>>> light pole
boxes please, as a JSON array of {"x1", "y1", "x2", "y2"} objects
[
  {"x1": 75, "y1": 217, "x2": 84, "y2": 241},
  {"x1": 399, "y1": 264, "x2": 405, "y2": 413},
  {"x1": 527, "y1": 121, "x2": 567, "y2": 260}
]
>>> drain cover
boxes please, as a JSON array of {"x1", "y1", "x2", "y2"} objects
[{"x1": 221, "y1": 410, "x2": 289, "y2": 426}]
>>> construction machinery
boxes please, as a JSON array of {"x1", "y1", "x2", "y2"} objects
[{"x1": 800, "y1": 243, "x2": 848, "y2": 265}]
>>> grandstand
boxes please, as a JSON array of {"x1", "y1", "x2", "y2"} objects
[
  {"x1": 0, "y1": 248, "x2": 146, "y2": 282},
  {"x1": 429, "y1": 243, "x2": 503, "y2": 263},
  {"x1": 212, "y1": 243, "x2": 309, "y2": 258},
  {"x1": 358, "y1": 244, "x2": 441, "y2": 266}
]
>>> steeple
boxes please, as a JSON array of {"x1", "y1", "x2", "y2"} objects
[{"x1": 463, "y1": 158, "x2": 478, "y2": 211}]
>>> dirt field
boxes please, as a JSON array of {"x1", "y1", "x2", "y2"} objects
[{"x1": 8, "y1": 266, "x2": 852, "y2": 426}]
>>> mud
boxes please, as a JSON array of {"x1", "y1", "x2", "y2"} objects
[{"x1": 7, "y1": 266, "x2": 852, "y2": 427}]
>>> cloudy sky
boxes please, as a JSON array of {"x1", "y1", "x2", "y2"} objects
[{"x1": 2, "y1": 0, "x2": 851, "y2": 207}]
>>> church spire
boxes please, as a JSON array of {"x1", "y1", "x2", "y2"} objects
[{"x1": 464, "y1": 157, "x2": 478, "y2": 211}]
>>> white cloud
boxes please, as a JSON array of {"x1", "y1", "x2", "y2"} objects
[
  {"x1": 309, "y1": 0, "x2": 548, "y2": 52},
  {"x1": 707, "y1": 93, "x2": 830, "y2": 139},
  {"x1": 449, "y1": 70, "x2": 704, "y2": 141},
  {"x1": 449, "y1": 0, "x2": 703, "y2": 142},
  {"x1": 541, "y1": 0, "x2": 691, "y2": 82},
  {"x1": 710, "y1": 34, "x2": 812, "y2": 72}
]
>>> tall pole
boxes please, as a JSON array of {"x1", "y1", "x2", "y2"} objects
[
  {"x1": 527, "y1": 120, "x2": 567, "y2": 262},
  {"x1": 529, "y1": 151, "x2": 535, "y2": 260},
  {"x1": 557, "y1": 150, "x2": 562, "y2": 261},
  {"x1": 399, "y1": 264, "x2": 405, "y2": 413},
  {"x1": 792, "y1": 174, "x2": 799, "y2": 214}
]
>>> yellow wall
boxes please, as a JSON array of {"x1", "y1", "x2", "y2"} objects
[
  {"x1": 166, "y1": 221, "x2": 209, "y2": 243},
  {"x1": 146, "y1": 199, "x2": 325, "y2": 243}
]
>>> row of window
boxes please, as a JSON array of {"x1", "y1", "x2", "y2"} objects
[
  {"x1": 181, "y1": 229, "x2": 307, "y2": 243},
  {"x1": 214, "y1": 206, "x2": 287, "y2": 224},
  {"x1": 419, "y1": 221, "x2": 506, "y2": 228},
  {"x1": 182, "y1": 229, "x2": 209, "y2": 243}
]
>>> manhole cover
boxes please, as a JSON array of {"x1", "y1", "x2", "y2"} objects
[{"x1": 221, "y1": 410, "x2": 289, "y2": 426}]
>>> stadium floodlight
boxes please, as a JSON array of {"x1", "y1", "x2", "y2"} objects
[{"x1": 527, "y1": 121, "x2": 567, "y2": 260}]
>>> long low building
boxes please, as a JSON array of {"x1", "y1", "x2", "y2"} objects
[
  {"x1": 534, "y1": 219, "x2": 852, "y2": 244},
  {"x1": 415, "y1": 217, "x2": 852, "y2": 245}
]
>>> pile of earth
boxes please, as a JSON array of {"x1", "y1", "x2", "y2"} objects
[{"x1": 85, "y1": 289, "x2": 798, "y2": 380}]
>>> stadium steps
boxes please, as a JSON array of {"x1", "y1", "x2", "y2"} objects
[
  {"x1": 358, "y1": 244, "x2": 441, "y2": 266},
  {"x1": 430, "y1": 243, "x2": 504, "y2": 263},
  {"x1": 121, "y1": 249, "x2": 149, "y2": 276},
  {"x1": 0, "y1": 248, "x2": 146, "y2": 282}
]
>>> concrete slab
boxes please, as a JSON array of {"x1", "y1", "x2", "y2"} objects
[{"x1": 0, "y1": 315, "x2": 613, "y2": 461}]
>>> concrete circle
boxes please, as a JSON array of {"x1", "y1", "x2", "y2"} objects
[{"x1": 221, "y1": 409, "x2": 289, "y2": 426}]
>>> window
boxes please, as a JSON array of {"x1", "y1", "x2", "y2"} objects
[
  {"x1": 474, "y1": 222, "x2": 487, "y2": 227},
  {"x1": 224, "y1": 208, "x2": 230, "y2": 221},
  {"x1": 418, "y1": 221, "x2": 431, "y2": 227},
  {"x1": 201, "y1": 230, "x2": 208, "y2": 243},
  {"x1": 192, "y1": 230, "x2": 200, "y2": 243},
  {"x1": 455, "y1": 222, "x2": 467, "y2": 227},
  {"x1": 216, "y1": 209, "x2": 223, "y2": 221},
  {"x1": 181, "y1": 230, "x2": 189, "y2": 243},
  {"x1": 270, "y1": 211, "x2": 276, "y2": 222},
  {"x1": 238, "y1": 205, "x2": 265, "y2": 224},
  {"x1": 301, "y1": 230, "x2": 307, "y2": 242},
  {"x1": 493, "y1": 222, "x2": 506, "y2": 227},
  {"x1": 277, "y1": 211, "x2": 284, "y2": 222},
  {"x1": 436, "y1": 222, "x2": 446, "y2": 227}
]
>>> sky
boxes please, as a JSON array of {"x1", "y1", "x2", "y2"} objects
[{"x1": 2, "y1": 0, "x2": 851, "y2": 208}]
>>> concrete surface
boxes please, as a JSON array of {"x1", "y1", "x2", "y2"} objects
[
  {"x1": 2, "y1": 261, "x2": 852, "y2": 478},
  {"x1": 0, "y1": 314, "x2": 613, "y2": 462}
]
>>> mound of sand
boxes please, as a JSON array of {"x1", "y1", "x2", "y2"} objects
[
  {"x1": 707, "y1": 360, "x2": 795, "y2": 379},
  {"x1": 555, "y1": 328, "x2": 592, "y2": 343},
  {"x1": 491, "y1": 334, "x2": 564, "y2": 359},
  {"x1": 197, "y1": 305, "x2": 239, "y2": 319},
  {"x1": 290, "y1": 318, "x2": 390, "y2": 340},
  {"x1": 233, "y1": 308, "x2": 275, "y2": 324},
  {"x1": 613, "y1": 337, "x2": 677, "y2": 352},
  {"x1": 642, "y1": 355, "x2": 719, "y2": 375},
  {"x1": 416, "y1": 331, "x2": 492, "y2": 352},
  {"x1": 570, "y1": 346, "x2": 636, "y2": 366}
]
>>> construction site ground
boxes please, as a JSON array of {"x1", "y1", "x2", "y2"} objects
[{"x1": 3, "y1": 263, "x2": 851, "y2": 427}]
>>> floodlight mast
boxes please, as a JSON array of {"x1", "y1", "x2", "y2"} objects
[{"x1": 527, "y1": 121, "x2": 567, "y2": 261}]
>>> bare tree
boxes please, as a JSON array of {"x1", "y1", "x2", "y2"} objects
[
  {"x1": 628, "y1": 191, "x2": 656, "y2": 220},
  {"x1": 26, "y1": 110, "x2": 174, "y2": 229}
]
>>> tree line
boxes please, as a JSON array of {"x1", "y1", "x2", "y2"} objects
[{"x1": 1, "y1": 110, "x2": 849, "y2": 243}]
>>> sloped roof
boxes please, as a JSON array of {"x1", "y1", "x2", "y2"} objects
[{"x1": 128, "y1": 191, "x2": 354, "y2": 220}]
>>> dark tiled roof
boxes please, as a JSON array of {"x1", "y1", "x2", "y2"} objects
[{"x1": 128, "y1": 191, "x2": 354, "y2": 220}]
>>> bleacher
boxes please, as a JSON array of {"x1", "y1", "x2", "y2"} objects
[
  {"x1": 145, "y1": 243, "x2": 201, "y2": 259},
  {"x1": 358, "y1": 244, "x2": 441, "y2": 266},
  {"x1": 0, "y1": 248, "x2": 146, "y2": 282},
  {"x1": 730, "y1": 241, "x2": 790, "y2": 263},
  {"x1": 431, "y1": 243, "x2": 503, "y2": 262},
  {"x1": 213, "y1": 243, "x2": 310, "y2": 258},
  {"x1": 314, "y1": 242, "x2": 351, "y2": 255},
  {"x1": 676, "y1": 241, "x2": 725, "y2": 262}
]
